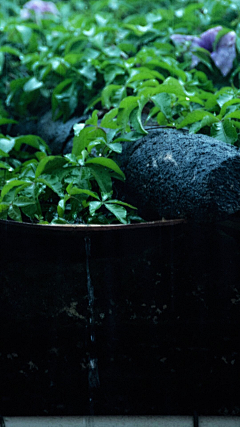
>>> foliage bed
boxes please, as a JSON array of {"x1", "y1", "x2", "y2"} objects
[{"x1": 1, "y1": 0, "x2": 240, "y2": 224}]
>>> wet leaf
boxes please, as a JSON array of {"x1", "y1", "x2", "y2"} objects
[
  {"x1": 66, "y1": 184, "x2": 100, "y2": 200},
  {"x1": 0, "y1": 138, "x2": 15, "y2": 154},
  {"x1": 88, "y1": 165, "x2": 113, "y2": 194},
  {"x1": 152, "y1": 93, "x2": 172, "y2": 120},
  {"x1": 23, "y1": 77, "x2": 43, "y2": 92},
  {"x1": 177, "y1": 110, "x2": 218, "y2": 128},
  {"x1": 211, "y1": 119, "x2": 238, "y2": 144},
  {"x1": 105, "y1": 203, "x2": 127, "y2": 224},
  {"x1": 86, "y1": 157, "x2": 125, "y2": 179},
  {"x1": 35, "y1": 156, "x2": 68, "y2": 178},
  {"x1": 8, "y1": 204, "x2": 22, "y2": 222},
  {"x1": 89, "y1": 201, "x2": 102, "y2": 216},
  {"x1": 1, "y1": 179, "x2": 32, "y2": 198}
]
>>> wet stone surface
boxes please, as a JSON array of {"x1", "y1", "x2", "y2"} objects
[
  {"x1": 118, "y1": 128, "x2": 240, "y2": 221},
  {"x1": 9, "y1": 110, "x2": 88, "y2": 155}
]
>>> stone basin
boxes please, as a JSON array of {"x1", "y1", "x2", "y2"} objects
[{"x1": 0, "y1": 217, "x2": 240, "y2": 416}]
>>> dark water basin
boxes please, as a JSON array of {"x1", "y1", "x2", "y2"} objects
[{"x1": 0, "y1": 218, "x2": 240, "y2": 416}]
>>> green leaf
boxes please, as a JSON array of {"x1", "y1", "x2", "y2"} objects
[
  {"x1": 36, "y1": 175, "x2": 64, "y2": 197},
  {"x1": 127, "y1": 67, "x2": 164, "y2": 84},
  {"x1": 156, "y1": 112, "x2": 168, "y2": 126},
  {"x1": 52, "y1": 78, "x2": 72, "y2": 116},
  {"x1": 77, "y1": 149, "x2": 88, "y2": 166},
  {"x1": 100, "y1": 108, "x2": 119, "y2": 129},
  {"x1": 72, "y1": 127, "x2": 106, "y2": 156},
  {"x1": 85, "y1": 110, "x2": 99, "y2": 126},
  {"x1": 159, "y1": 77, "x2": 186, "y2": 97},
  {"x1": 231, "y1": 121, "x2": 240, "y2": 129},
  {"x1": 0, "y1": 118, "x2": 18, "y2": 126},
  {"x1": 57, "y1": 199, "x2": 65, "y2": 218},
  {"x1": 0, "y1": 152, "x2": 11, "y2": 159},
  {"x1": 130, "y1": 105, "x2": 148, "y2": 134},
  {"x1": 220, "y1": 99, "x2": 240, "y2": 117},
  {"x1": 104, "y1": 65, "x2": 125, "y2": 85},
  {"x1": 50, "y1": 58, "x2": 69, "y2": 76},
  {"x1": 14, "y1": 135, "x2": 50, "y2": 153},
  {"x1": 188, "y1": 114, "x2": 219, "y2": 133},
  {"x1": 0, "y1": 161, "x2": 13, "y2": 171},
  {"x1": 0, "y1": 46, "x2": 21, "y2": 56},
  {"x1": 213, "y1": 28, "x2": 232, "y2": 50},
  {"x1": 35, "y1": 156, "x2": 68, "y2": 179},
  {"x1": 147, "y1": 60, "x2": 187, "y2": 81},
  {"x1": 35, "y1": 152, "x2": 47, "y2": 161},
  {"x1": 102, "y1": 85, "x2": 126, "y2": 109},
  {"x1": 134, "y1": 96, "x2": 149, "y2": 133},
  {"x1": 87, "y1": 138, "x2": 105, "y2": 152},
  {"x1": 13, "y1": 196, "x2": 36, "y2": 207},
  {"x1": 22, "y1": 203, "x2": 39, "y2": 219},
  {"x1": 177, "y1": 111, "x2": 218, "y2": 128},
  {"x1": 0, "y1": 203, "x2": 9, "y2": 214},
  {"x1": 224, "y1": 111, "x2": 240, "y2": 120},
  {"x1": 64, "y1": 53, "x2": 83, "y2": 65},
  {"x1": 16, "y1": 25, "x2": 32, "y2": 44},
  {"x1": 8, "y1": 204, "x2": 22, "y2": 222},
  {"x1": 23, "y1": 77, "x2": 43, "y2": 92},
  {"x1": 73, "y1": 123, "x2": 85, "y2": 136},
  {"x1": 0, "y1": 52, "x2": 4, "y2": 75},
  {"x1": 88, "y1": 165, "x2": 113, "y2": 193},
  {"x1": 191, "y1": 47, "x2": 213, "y2": 71},
  {"x1": 105, "y1": 203, "x2": 127, "y2": 224},
  {"x1": 216, "y1": 88, "x2": 235, "y2": 108},
  {"x1": 51, "y1": 218, "x2": 69, "y2": 224},
  {"x1": 106, "y1": 199, "x2": 137, "y2": 209},
  {"x1": 101, "y1": 192, "x2": 112, "y2": 202},
  {"x1": 105, "y1": 142, "x2": 122, "y2": 153},
  {"x1": 117, "y1": 96, "x2": 138, "y2": 130},
  {"x1": 55, "y1": 83, "x2": 78, "y2": 121},
  {"x1": 152, "y1": 93, "x2": 172, "y2": 120},
  {"x1": 57, "y1": 194, "x2": 71, "y2": 218},
  {"x1": 211, "y1": 119, "x2": 238, "y2": 145},
  {"x1": 89, "y1": 201, "x2": 102, "y2": 216},
  {"x1": 106, "y1": 129, "x2": 119, "y2": 144},
  {"x1": 118, "y1": 42, "x2": 137, "y2": 54},
  {"x1": 66, "y1": 184, "x2": 100, "y2": 200},
  {"x1": 137, "y1": 79, "x2": 159, "y2": 89},
  {"x1": 86, "y1": 157, "x2": 125, "y2": 179},
  {"x1": 1, "y1": 179, "x2": 32, "y2": 198},
  {"x1": 0, "y1": 138, "x2": 15, "y2": 154}
]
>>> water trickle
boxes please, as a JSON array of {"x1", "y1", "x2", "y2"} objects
[{"x1": 84, "y1": 236, "x2": 100, "y2": 415}]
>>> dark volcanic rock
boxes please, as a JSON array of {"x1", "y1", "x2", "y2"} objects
[
  {"x1": 11, "y1": 111, "x2": 88, "y2": 155},
  {"x1": 118, "y1": 127, "x2": 240, "y2": 221}
]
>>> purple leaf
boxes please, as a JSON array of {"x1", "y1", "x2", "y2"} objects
[
  {"x1": 171, "y1": 26, "x2": 236, "y2": 76},
  {"x1": 170, "y1": 34, "x2": 200, "y2": 46},
  {"x1": 198, "y1": 26, "x2": 222, "y2": 51},
  {"x1": 211, "y1": 31, "x2": 236, "y2": 76},
  {"x1": 21, "y1": 0, "x2": 59, "y2": 19},
  {"x1": 170, "y1": 34, "x2": 201, "y2": 67}
]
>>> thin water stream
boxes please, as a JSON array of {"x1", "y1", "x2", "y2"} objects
[{"x1": 84, "y1": 236, "x2": 100, "y2": 415}]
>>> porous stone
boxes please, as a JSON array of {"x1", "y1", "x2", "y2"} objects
[
  {"x1": 10, "y1": 111, "x2": 88, "y2": 155},
  {"x1": 118, "y1": 127, "x2": 240, "y2": 221}
]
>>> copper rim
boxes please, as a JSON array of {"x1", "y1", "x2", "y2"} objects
[{"x1": 0, "y1": 218, "x2": 186, "y2": 232}]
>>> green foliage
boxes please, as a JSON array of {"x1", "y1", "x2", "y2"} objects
[
  {"x1": 1, "y1": 0, "x2": 239, "y2": 122},
  {"x1": 0, "y1": 116, "x2": 140, "y2": 224},
  {"x1": 1, "y1": 0, "x2": 240, "y2": 224}
]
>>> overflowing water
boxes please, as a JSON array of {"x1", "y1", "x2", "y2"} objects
[{"x1": 84, "y1": 236, "x2": 100, "y2": 415}]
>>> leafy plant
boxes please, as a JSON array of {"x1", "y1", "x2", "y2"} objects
[
  {"x1": 1, "y1": 0, "x2": 240, "y2": 224},
  {"x1": 0, "y1": 111, "x2": 141, "y2": 224}
]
